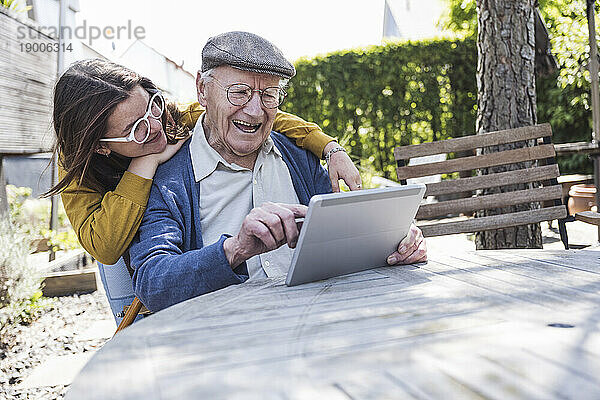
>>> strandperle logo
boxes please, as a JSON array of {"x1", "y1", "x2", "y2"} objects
[{"x1": 16, "y1": 20, "x2": 146, "y2": 45}]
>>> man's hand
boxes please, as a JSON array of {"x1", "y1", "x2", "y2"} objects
[
  {"x1": 323, "y1": 141, "x2": 362, "y2": 192},
  {"x1": 386, "y1": 224, "x2": 427, "y2": 265},
  {"x1": 223, "y1": 203, "x2": 307, "y2": 269}
]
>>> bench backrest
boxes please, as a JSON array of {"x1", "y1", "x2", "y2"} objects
[{"x1": 394, "y1": 123, "x2": 567, "y2": 237}]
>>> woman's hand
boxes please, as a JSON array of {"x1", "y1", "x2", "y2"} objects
[
  {"x1": 323, "y1": 141, "x2": 362, "y2": 192},
  {"x1": 147, "y1": 135, "x2": 191, "y2": 165},
  {"x1": 127, "y1": 136, "x2": 190, "y2": 179}
]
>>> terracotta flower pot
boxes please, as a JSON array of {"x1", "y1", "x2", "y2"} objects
[{"x1": 568, "y1": 184, "x2": 597, "y2": 214}]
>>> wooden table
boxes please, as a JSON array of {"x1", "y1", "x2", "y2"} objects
[{"x1": 66, "y1": 249, "x2": 600, "y2": 399}]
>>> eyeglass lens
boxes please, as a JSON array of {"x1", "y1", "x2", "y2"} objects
[
  {"x1": 150, "y1": 94, "x2": 164, "y2": 118},
  {"x1": 227, "y1": 84, "x2": 283, "y2": 108},
  {"x1": 134, "y1": 94, "x2": 165, "y2": 143},
  {"x1": 132, "y1": 119, "x2": 151, "y2": 143}
]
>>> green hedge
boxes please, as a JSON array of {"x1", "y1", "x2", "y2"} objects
[
  {"x1": 537, "y1": 71, "x2": 594, "y2": 174},
  {"x1": 282, "y1": 37, "x2": 593, "y2": 178}
]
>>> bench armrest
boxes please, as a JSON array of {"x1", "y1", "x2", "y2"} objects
[{"x1": 575, "y1": 211, "x2": 600, "y2": 226}]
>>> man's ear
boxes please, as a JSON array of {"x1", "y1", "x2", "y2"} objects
[{"x1": 196, "y1": 72, "x2": 207, "y2": 107}]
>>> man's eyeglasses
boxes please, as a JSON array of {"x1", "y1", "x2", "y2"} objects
[
  {"x1": 99, "y1": 91, "x2": 165, "y2": 144},
  {"x1": 208, "y1": 77, "x2": 286, "y2": 109}
]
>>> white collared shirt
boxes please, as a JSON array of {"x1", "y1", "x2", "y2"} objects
[{"x1": 189, "y1": 116, "x2": 300, "y2": 279}]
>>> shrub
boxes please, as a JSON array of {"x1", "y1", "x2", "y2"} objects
[
  {"x1": 283, "y1": 37, "x2": 478, "y2": 180},
  {"x1": 282, "y1": 36, "x2": 593, "y2": 179},
  {"x1": 0, "y1": 219, "x2": 47, "y2": 334},
  {"x1": 7, "y1": 185, "x2": 81, "y2": 252}
]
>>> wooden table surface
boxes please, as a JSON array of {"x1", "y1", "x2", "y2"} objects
[{"x1": 66, "y1": 249, "x2": 600, "y2": 400}]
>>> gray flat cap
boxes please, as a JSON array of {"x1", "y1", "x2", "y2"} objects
[{"x1": 201, "y1": 31, "x2": 295, "y2": 79}]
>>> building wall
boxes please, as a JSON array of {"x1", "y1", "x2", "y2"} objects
[
  {"x1": 3, "y1": 153, "x2": 52, "y2": 197},
  {"x1": 28, "y1": 0, "x2": 83, "y2": 68},
  {"x1": 0, "y1": 9, "x2": 56, "y2": 154},
  {"x1": 118, "y1": 40, "x2": 196, "y2": 102},
  {"x1": 384, "y1": 0, "x2": 449, "y2": 41}
]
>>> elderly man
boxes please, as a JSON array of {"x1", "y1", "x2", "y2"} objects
[{"x1": 130, "y1": 31, "x2": 427, "y2": 312}]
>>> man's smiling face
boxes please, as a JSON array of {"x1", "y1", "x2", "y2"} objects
[{"x1": 199, "y1": 65, "x2": 279, "y2": 162}]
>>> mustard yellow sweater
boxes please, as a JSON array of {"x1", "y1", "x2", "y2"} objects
[{"x1": 60, "y1": 104, "x2": 334, "y2": 264}]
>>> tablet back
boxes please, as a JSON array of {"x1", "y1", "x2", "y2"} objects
[{"x1": 286, "y1": 184, "x2": 426, "y2": 286}]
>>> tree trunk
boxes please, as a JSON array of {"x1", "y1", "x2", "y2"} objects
[{"x1": 475, "y1": 0, "x2": 543, "y2": 249}]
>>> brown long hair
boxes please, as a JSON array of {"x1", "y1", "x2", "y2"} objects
[{"x1": 44, "y1": 59, "x2": 188, "y2": 197}]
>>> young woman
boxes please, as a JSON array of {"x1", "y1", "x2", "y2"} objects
[{"x1": 45, "y1": 59, "x2": 361, "y2": 265}]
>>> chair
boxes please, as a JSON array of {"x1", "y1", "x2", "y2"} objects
[
  {"x1": 394, "y1": 123, "x2": 570, "y2": 248},
  {"x1": 97, "y1": 258, "x2": 148, "y2": 334}
]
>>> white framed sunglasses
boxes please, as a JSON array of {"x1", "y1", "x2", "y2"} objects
[{"x1": 99, "y1": 91, "x2": 165, "y2": 144}]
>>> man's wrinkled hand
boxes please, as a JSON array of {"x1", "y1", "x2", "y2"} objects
[
  {"x1": 386, "y1": 223, "x2": 427, "y2": 265},
  {"x1": 223, "y1": 203, "x2": 307, "y2": 269}
]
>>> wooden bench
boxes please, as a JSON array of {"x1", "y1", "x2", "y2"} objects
[{"x1": 394, "y1": 123, "x2": 570, "y2": 248}]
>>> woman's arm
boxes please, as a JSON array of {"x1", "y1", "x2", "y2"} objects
[
  {"x1": 178, "y1": 103, "x2": 362, "y2": 191},
  {"x1": 60, "y1": 167, "x2": 151, "y2": 265},
  {"x1": 273, "y1": 111, "x2": 362, "y2": 191},
  {"x1": 179, "y1": 102, "x2": 333, "y2": 157},
  {"x1": 272, "y1": 110, "x2": 334, "y2": 159}
]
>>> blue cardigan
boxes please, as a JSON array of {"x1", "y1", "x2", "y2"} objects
[{"x1": 129, "y1": 132, "x2": 332, "y2": 312}]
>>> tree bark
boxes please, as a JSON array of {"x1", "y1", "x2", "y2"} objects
[{"x1": 475, "y1": 0, "x2": 543, "y2": 249}]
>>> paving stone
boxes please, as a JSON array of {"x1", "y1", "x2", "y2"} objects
[
  {"x1": 78, "y1": 319, "x2": 115, "y2": 341},
  {"x1": 19, "y1": 353, "x2": 95, "y2": 389}
]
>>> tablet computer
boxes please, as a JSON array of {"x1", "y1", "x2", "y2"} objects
[{"x1": 285, "y1": 184, "x2": 426, "y2": 286}]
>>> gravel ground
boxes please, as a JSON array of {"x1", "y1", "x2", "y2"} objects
[{"x1": 0, "y1": 291, "x2": 112, "y2": 399}]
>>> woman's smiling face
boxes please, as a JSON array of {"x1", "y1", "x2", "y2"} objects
[{"x1": 100, "y1": 85, "x2": 167, "y2": 158}]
